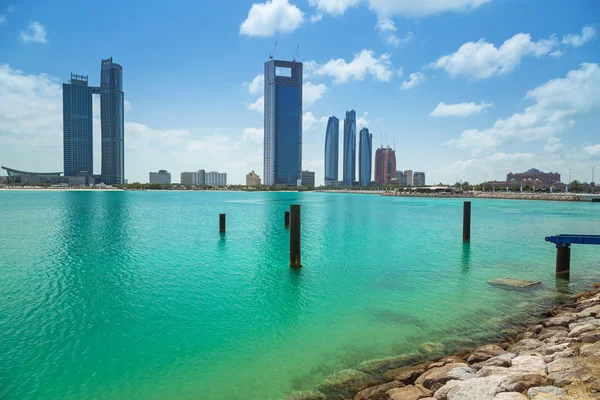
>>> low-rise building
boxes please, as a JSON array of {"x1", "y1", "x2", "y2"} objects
[
  {"x1": 301, "y1": 170, "x2": 315, "y2": 187},
  {"x1": 149, "y1": 170, "x2": 171, "y2": 184},
  {"x1": 246, "y1": 170, "x2": 261, "y2": 186}
]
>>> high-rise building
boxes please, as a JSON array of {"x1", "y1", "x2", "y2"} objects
[
  {"x1": 246, "y1": 170, "x2": 261, "y2": 186},
  {"x1": 100, "y1": 57, "x2": 125, "y2": 185},
  {"x1": 413, "y1": 171, "x2": 426, "y2": 186},
  {"x1": 324, "y1": 116, "x2": 339, "y2": 185},
  {"x1": 374, "y1": 147, "x2": 396, "y2": 185},
  {"x1": 264, "y1": 60, "x2": 303, "y2": 186},
  {"x1": 63, "y1": 74, "x2": 95, "y2": 177},
  {"x1": 180, "y1": 169, "x2": 205, "y2": 185},
  {"x1": 205, "y1": 171, "x2": 227, "y2": 186},
  {"x1": 301, "y1": 170, "x2": 315, "y2": 187},
  {"x1": 359, "y1": 128, "x2": 372, "y2": 187},
  {"x1": 404, "y1": 170, "x2": 413, "y2": 186},
  {"x1": 396, "y1": 170, "x2": 404, "y2": 185},
  {"x1": 343, "y1": 110, "x2": 356, "y2": 186},
  {"x1": 149, "y1": 170, "x2": 171, "y2": 184}
]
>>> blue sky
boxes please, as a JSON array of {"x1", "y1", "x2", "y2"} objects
[{"x1": 1, "y1": 0, "x2": 599, "y2": 185}]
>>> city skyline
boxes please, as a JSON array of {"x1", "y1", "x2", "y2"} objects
[{"x1": 1, "y1": 1, "x2": 600, "y2": 185}]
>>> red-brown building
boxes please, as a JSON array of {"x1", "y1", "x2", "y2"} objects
[{"x1": 375, "y1": 147, "x2": 396, "y2": 185}]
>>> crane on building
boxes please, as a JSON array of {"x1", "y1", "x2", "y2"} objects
[
  {"x1": 269, "y1": 41, "x2": 278, "y2": 60},
  {"x1": 293, "y1": 44, "x2": 300, "y2": 62}
]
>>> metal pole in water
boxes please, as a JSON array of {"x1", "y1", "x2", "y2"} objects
[
  {"x1": 290, "y1": 205, "x2": 302, "y2": 268},
  {"x1": 556, "y1": 244, "x2": 570, "y2": 279},
  {"x1": 284, "y1": 211, "x2": 290, "y2": 228},
  {"x1": 219, "y1": 213, "x2": 226, "y2": 233},
  {"x1": 463, "y1": 201, "x2": 471, "y2": 242}
]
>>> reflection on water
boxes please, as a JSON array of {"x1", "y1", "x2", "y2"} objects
[{"x1": 461, "y1": 242, "x2": 471, "y2": 274}]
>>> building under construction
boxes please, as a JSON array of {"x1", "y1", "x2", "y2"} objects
[{"x1": 374, "y1": 146, "x2": 396, "y2": 185}]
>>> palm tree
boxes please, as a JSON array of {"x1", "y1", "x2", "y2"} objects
[{"x1": 570, "y1": 180, "x2": 583, "y2": 193}]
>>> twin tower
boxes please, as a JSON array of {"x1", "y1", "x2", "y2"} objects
[{"x1": 62, "y1": 58, "x2": 124, "y2": 185}]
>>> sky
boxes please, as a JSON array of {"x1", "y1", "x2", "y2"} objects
[{"x1": 1, "y1": 0, "x2": 599, "y2": 185}]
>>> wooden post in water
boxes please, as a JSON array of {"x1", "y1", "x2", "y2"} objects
[
  {"x1": 556, "y1": 244, "x2": 570, "y2": 279},
  {"x1": 219, "y1": 213, "x2": 226, "y2": 233},
  {"x1": 284, "y1": 211, "x2": 290, "y2": 228},
  {"x1": 463, "y1": 201, "x2": 471, "y2": 242},
  {"x1": 290, "y1": 205, "x2": 302, "y2": 268}
]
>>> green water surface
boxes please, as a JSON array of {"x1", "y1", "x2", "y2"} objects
[{"x1": 1, "y1": 191, "x2": 599, "y2": 399}]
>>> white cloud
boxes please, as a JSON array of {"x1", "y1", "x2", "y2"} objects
[
  {"x1": 246, "y1": 73, "x2": 264, "y2": 95},
  {"x1": 400, "y1": 72, "x2": 425, "y2": 89},
  {"x1": 430, "y1": 101, "x2": 492, "y2": 117},
  {"x1": 307, "y1": 50, "x2": 393, "y2": 83},
  {"x1": 303, "y1": 112, "x2": 318, "y2": 131},
  {"x1": 0, "y1": 15, "x2": 6, "y2": 25},
  {"x1": 20, "y1": 21, "x2": 47, "y2": 43},
  {"x1": 563, "y1": 25, "x2": 596, "y2": 47},
  {"x1": 124, "y1": 100, "x2": 132, "y2": 111},
  {"x1": 303, "y1": 81, "x2": 327, "y2": 107},
  {"x1": 397, "y1": 67, "x2": 404, "y2": 77},
  {"x1": 242, "y1": 127, "x2": 264, "y2": 143},
  {"x1": 240, "y1": 0, "x2": 304, "y2": 37},
  {"x1": 357, "y1": 111, "x2": 370, "y2": 127},
  {"x1": 308, "y1": 0, "x2": 360, "y2": 15},
  {"x1": 367, "y1": 0, "x2": 492, "y2": 17},
  {"x1": 247, "y1": 96, "x2": 264, "y2": 113},
  {"x1": 310, "y1": 13, "x2": 323, "y2": 22},
  {"x1": 375, "y1": 17, "x2": 413, "y2": 47},
  {"x1": 447, "y1": 63, "x2": 600, "y2": 152},
  {"x1": 584, "y1": 144, "x2": 600, "y2": 156},
  {"x1": 550, "y1": 49, "x2": 565, "y2": 58},
  {"x1": 431, "y1": 32, "x2": 558, "y2": 79},
  {"x1": 544, "y1": 137, "x2": 562, "y2": 153}
]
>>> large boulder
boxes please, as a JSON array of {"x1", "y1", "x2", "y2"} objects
[
  {"x1": 445, "y1": 374, "x2": 506, "y2": 400},
  {"x1": 508, "y1": 355, "x2": 546, "y2": 375},
  {"x1": 580, "y1": 341, "x2": 600, "y2": 357},
  {"x1": 526, "y1": 386, "x2": 568, "y2": 399},
  {"x1": 415, "y1": 363, "x2": 468, "y2": 390},
  {"x1": 507, "y1": 340, "x2": 544, "y2": 356},
  {"x1": 467, "y1": 345, "x2": 506, "y2": 364},
  {"x1": 387, "y1": 385, "x2": 429, "y2": 400},
  {"x1": 354, "y1": 381, "x2": 404, "y2": 400},
  {"x1": 576, "y1": 305, "x2": 600, "y2": 318},
  {"x1": 546, "y1": 357, "x2": 591, "y2": 386},
  {"x1": 316, "y1": 369, "x2": 382, "y2": 399},
  {"x1": 492, "y1": 393, "x2": 527, "y2": 400},
  {"x1": 385, "y1": 364, "x2": 427, "y2": 384},
  {"x1": 579, "y1": 329, "x2": 600, "y2": 343},
  {"x1": 568, "y1": 323, "x2": 598, "y2": 337},
  {"x1": 446, "y1": 366, "x2": 476, "y2": 381},
  {"x1": 476, "y1": 366, "x2": 508, "y2": 378},
  {"x1": 433, "y1": 380, "x2": 460, "y2": 400},
  {"x1": 543, "y1": 314, "x2": 577, "y2": 327},
  {"x1": 498, "y1": 373, "x2": 548, "y2": 393},
  {"x1": 472, "y1": 353, "x2": 515, "y2": 369},
  {"x1": 358, "y1": 353, "x2": 424, "y2": 377}
]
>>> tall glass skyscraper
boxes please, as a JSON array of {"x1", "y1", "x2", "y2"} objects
[
  {"x1": 324, "y1": 116, "x2": 339, "y2": 185},
  {"x1": 343, "y1": 110, "x2": 356, "y2": 186},
  {"x1": 264, "y1": 60, "x2": 303, "y2": 186},
  {"x1": 63, "y1": 74, "x2": 94, "y2": 177},
  {"x1": 100, "y1": 58, "x2": 124, "y2": 185},
  {"x1": 359, "y1": 127, "x2": 372, "y2": 187}
]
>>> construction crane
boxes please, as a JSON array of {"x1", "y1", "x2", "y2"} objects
[
  {"x1": 269, "y1": 41, "x2": 278, "y2": 60},
  {"x1": 293, "y1": 44, "x2": 300, "y2": 62},
  {"x1": 393, "y1": 138, "x2": 396, "y2": 151}
]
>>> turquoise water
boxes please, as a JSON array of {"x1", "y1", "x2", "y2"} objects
[{"x1": 1, "y1": 191, "x2": 599, "y2": 399}]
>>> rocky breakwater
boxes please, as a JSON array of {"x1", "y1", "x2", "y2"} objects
[{"x1": 284, "y1": 286, "x2": 600, "y2": 400}]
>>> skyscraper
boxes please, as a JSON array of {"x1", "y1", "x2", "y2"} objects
[
  {"x1": 343, "y1": 110, "x2": 356, "y2": 186},
  {"x1": 264, "y1": 60, "x2": 303, "y2": 186},
  {"x1": 413, "y1": 171, "x2": 426, "y2": 186},
  {"x1": 63, "y1": 74, "x2": 95, "y2": 177},
  {"x1": 359, "y1": 127, "x2": 372, "y2": 187},
  {"x1": 100, "y1": 57, "x2": 125, "y2": 185},
  {"x1": 374, "y1": 147, "x2": 396, "y2": 185},
  {"x1": 404, "y1": 170, "x2": 413, "y2": 186},
  {"x1": 324, "y1": 116, "x2": 339, "y2": 185}
]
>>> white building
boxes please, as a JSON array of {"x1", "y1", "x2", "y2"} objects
[
  {"x1": 205, "y1": 171, "x2": 227, "y2": 187},
  {"x1": 246, "y1": 170, "x2": 261, "y2": 186},
  {"x1": 149, "y1": 170, "x2": 171, "y2": 184},
  {"x1": 180, "y1": 170, "x2": 206, "y2": 185},
  {"x1": 404, "y1": 170, "x2": 413, "y2": 186}
]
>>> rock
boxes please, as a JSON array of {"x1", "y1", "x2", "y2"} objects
[
  {"x1": 476, "y1": 366, "x2": 508, "y2": 377},
  {"x1": 282, "y1": 390, "x2": 327, "y2": 400},
  {"x1": 354, "y1": 381, "x2": 404, "y2": 400},
  {"x1": 540, "y1": 332, "x2": 569, "y2": 345},
  {"x1": 445, "y1": 375, "x2": 506, "y2": 400},
  {"x1": 577, "y1": 305, "x2": 600, "y2": 318},
  {"x1": 509, "y1": 355, "x2": 546, "y2": 375},
  {"x1": 467, "y1": 344, "x2": 506, "y2": 364},
  {"x1": 473, "y1": 353, "x2": 515, "y2": 369},
  {"x1": 542, "y1": 348, "x2": 575, "y2": 363},
  {"x1": 385, "y1": 364, "x2": 427, "y2": 384},
  {"x1": 316, "y1": 369, "x2": 382, "y2": 399},
  {"x1": 492, "y1": 393, "x2": 527, "y2": 400},
  {"x1": 415, "y1": 363, "x2": 467, "y2": 390},
  {"x1": 575, "y1": 301, "x2": 600, "y2": 312},
  {"x1": 487, "y1": 278, "x2": 541, "y2": 288},
  {"x1": 498, "y1": 373, "x2": 548, "y2": 392},
  {"x1": 527, "y1": 325, "x2": 543, "y2": 334},
  {"x1": 546, "y1": 357, "x2": 591, "y2": 386},
  {"x1": 568, "y1": 317, "x2": 599, "y2": 331},
  {"x1": 508, "y1": 340, "x2": 545, "y2": 356},
  {"x1": 358, "y1": 354, "x2": 424, "y2": 377},
  {"x1": 416, "y1": 384, "x2": 433, "y2": 397},
  {"x1": 433, "y1": 380, "x2": 460, "y2": 400},
  {"x1": 501, "y1": 329, "x2": 519, "y2": 336},
  {"x1": 420, "y1": 342, "x2": 446, "y2": 357},
  {"x1": 580, "y1": 341, "x2": 600, "y2": 357},
  {"x1": 387, "y1": 385, "x2": 429, "y2": 400},
  {"x1": 446, "y1": 366, "x2": 475, "y2": 381},
  {"x1": 543, "y1": 314, "x2": 577, "y2": 327},
  {"x1": 579, "y1": 329, "x2": 600, "y2": 343},
  {"x1": 544, "y1": 343, "x2": 569, "y2": 355},
  {"x1": 568, "y1": 323, "x2": 598, "y2": 337},
  {"x1": 526, "y1": 386, "x2": 568, "y2": 399},
  {"x1": 440, "y1": 356, "x2": 466, "y2": 365}
]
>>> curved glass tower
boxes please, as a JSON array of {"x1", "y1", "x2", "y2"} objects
[
  {"x1": 324, "y1": 116, "x2": 339, "y2": 185},
  {"x1": 100, "y1": 58, "x2": 124, "y2": 185},
  {"x1": 63, "y1": 74, "x2": 94, "y2": 177},
  {"x1": 343, "y1": 110, "x2": 356, "y2": 186},
  {"x1": 359, "y1": 127, "x2": 372, "y2": 187}
]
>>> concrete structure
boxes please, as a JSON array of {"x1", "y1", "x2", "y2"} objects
[
  {"x1": 507, "y1": 168, "x2": 561, "y2": 187},
  {"x1": 264, "y1": 60, "x2": 303, "y2": 186},
  {"x1": 324, "y1": 116, "x2": 339, "y2": 185},
  {"x1": 246, "y1": 170, "x2": 261, "y2": 186},
  {"x1": 180, "y1": 169, "x2": 206, "y2": 185},
  {"x1": 1, "y1": 166, "x2": 90, "y2": 186},
  {"x1": 301, "y1": 170, "x2": 315, "y2": 187},
  {"x1": 359, "y1": 127, "x2": 372, "y2": 187},
  {"x1": 149, "y1": 170, "x2": 171, "y2": 184},
  {"x1": 205, "y1": 171, "x2": 227, "y2": 186},
  {"x1": 404, "y1": 170, "x2": 414, "y2": 186},
  {"x1": 100, "y1": 58, "x2": 125, "y2": 185},
  {"x1": 343, "y1": 110, "x2": 356, "y2": 186},
  {"x1": 374, "y1": 147, "x2": 396, "y2": 185},
  {"x1": 413, "y1": 171, "x2": 426, "y2": 186}
]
